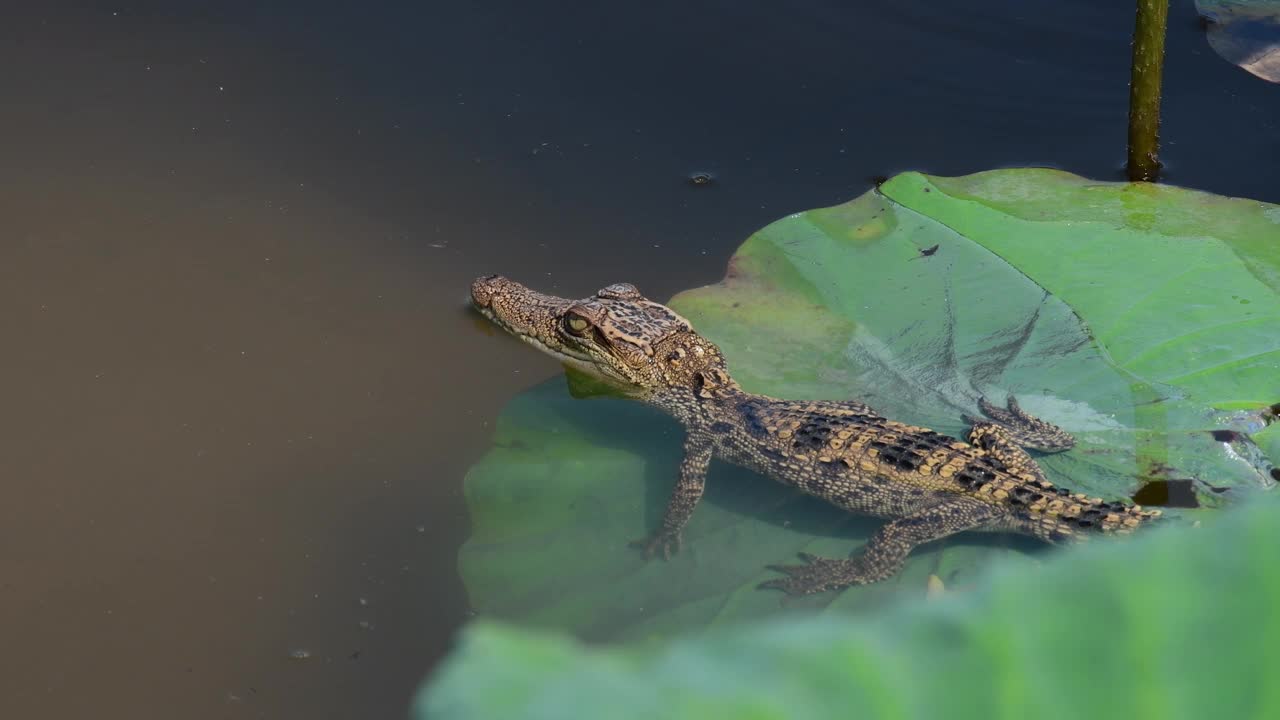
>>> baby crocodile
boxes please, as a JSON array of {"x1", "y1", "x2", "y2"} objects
[{"x1": 470, "y1": 276, "x2": 1161, "y2": 595}]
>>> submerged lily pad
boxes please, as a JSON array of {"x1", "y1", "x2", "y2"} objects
[
  {"x1": 1198, "y1": 0, "x2": 1280, "y2": 83},
  {"x1": 422, "y1": 497, "x2": 1280, "y2": 720},
  {"x1": 460, "y1": 169, "x2": 1280, "y2": 640}
]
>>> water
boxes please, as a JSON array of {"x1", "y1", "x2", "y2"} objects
[{"x1": 1, "y1": 2, "x2": 1276, "y2": 718}]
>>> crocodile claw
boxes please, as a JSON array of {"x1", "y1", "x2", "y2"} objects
[
  {"x1": 629, "y1": 529, "x2": 682, "y2": 560},
  {"x1": 758, "y1": 552, "x2": 861, "y2": 595}
]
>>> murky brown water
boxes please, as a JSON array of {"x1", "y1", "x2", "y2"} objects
[{"x1": 3, "y1": 2, "x2": 1276, "y2": 718}]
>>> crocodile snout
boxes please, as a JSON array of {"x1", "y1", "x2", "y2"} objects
[
  {"x1": 469, "y1": 275, "x2": 576, "y2": 344},
  {"x1": 470, "y1": 275, "x2": 507, "y2": 309}
]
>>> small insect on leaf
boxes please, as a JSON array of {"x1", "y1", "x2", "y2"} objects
[{"x1": 910, "y1": 244, "x2": 941, "y2": 261}]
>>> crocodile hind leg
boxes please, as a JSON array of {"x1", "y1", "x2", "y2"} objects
[
  {"x1": 758, "y1": 498, "x2": 1001, "y2": 595},
  {"x1": 964, "y1": 395, "x2": 1073, "y2": 484},
  {"x1": 965, "y1": 395, "x2": 1074, "y2": 451}
]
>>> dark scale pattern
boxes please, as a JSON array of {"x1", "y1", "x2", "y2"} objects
[
  {"x1": 1009, "y1": 484, "x2": 1043, "y2": 505},
  {"x1": 975, "y1": 454, "x2": 1010, "y2": 472},
  {"x1": 876, "y1": 441, "x2": 925, "y2": 472},
  {"x1": 760, "y1": 448, "x2": 786, "y2": 463},
  {"x1": 472, "y1": 275, "x2": 1165, "y2": 596},
  {"x1": 955, "y1": 462, "x2": 998, "y2": 490},
  {"x1": 854, "y1": 414, "x2": 888, "y2": 429},
  {"x1": 793, "y1": 417, "x2": 836, "y2": 452},
  {"x1": 737, "y1": 399, "x2": 771, "y2": 438},
  {"x1": 908, "y1": 430, "x2": 952, "y2": 451}
]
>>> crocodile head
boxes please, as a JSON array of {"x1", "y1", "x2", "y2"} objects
[{"x1": 471, "y1": 275, "x2": 733, "y2": 400}]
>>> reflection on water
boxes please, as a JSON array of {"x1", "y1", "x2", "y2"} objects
[
  {"x1": 2, "y1": 1, "x2": 1278, "y2": 718},
  {"x1": 1198, "y1": 0, "x2": 1280, "y2": 83}
]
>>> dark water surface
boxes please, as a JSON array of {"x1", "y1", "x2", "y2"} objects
[{"x1": 2, "y1": 1, "x2": 1276, "y2": 718}]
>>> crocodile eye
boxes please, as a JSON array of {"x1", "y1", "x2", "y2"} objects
[{"x1": 563, "y1": 313, "x2": 590, "y2": 335}]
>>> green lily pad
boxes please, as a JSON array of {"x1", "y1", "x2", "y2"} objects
[
  {"x1": 1197, "y1": 1, "x2": 1280, "y2": 83},
  {"x1": 460, "y1": 169, "x2": 1280, "y2": 641}
]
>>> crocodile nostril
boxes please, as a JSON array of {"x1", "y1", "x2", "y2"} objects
[{"x1": 471, "y1": 276, "x2": 502, "y2": 308}]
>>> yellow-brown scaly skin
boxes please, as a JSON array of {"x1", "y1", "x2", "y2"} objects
[{"x1": 471, "y1": 276, "x2": 1162, "y2": 595}]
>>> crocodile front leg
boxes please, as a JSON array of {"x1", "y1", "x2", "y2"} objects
[
  {"x1": 632, "y1": 434, "x2": 713, "y2": 560},
  {"x1": 758, "y1": 497, "x2": 1001, "y2": 595}
]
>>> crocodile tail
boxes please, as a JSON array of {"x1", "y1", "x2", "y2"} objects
[{"x1": 1011, "y1": 478, "x2": 1162, "y2": 541}]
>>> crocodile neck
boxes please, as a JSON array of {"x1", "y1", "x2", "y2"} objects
[{"x1": 639, "y1": 358, "x2": 746, "y2": 429}]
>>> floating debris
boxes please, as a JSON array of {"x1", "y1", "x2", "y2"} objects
[{"x1": 687, "y1": 171, "x2": 716, "y2": 187}]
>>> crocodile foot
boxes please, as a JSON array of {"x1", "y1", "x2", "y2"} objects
[
  {"x1": 757, "y1": 552, "x2": 866, "y2": 595},
  {"x1": 629, "y1": 528, "x2": 682, "y2": 560}
]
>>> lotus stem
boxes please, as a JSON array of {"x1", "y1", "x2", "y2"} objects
[{"x1": 1127, "y1": 0, "x2": 1169, "y2": 182}]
